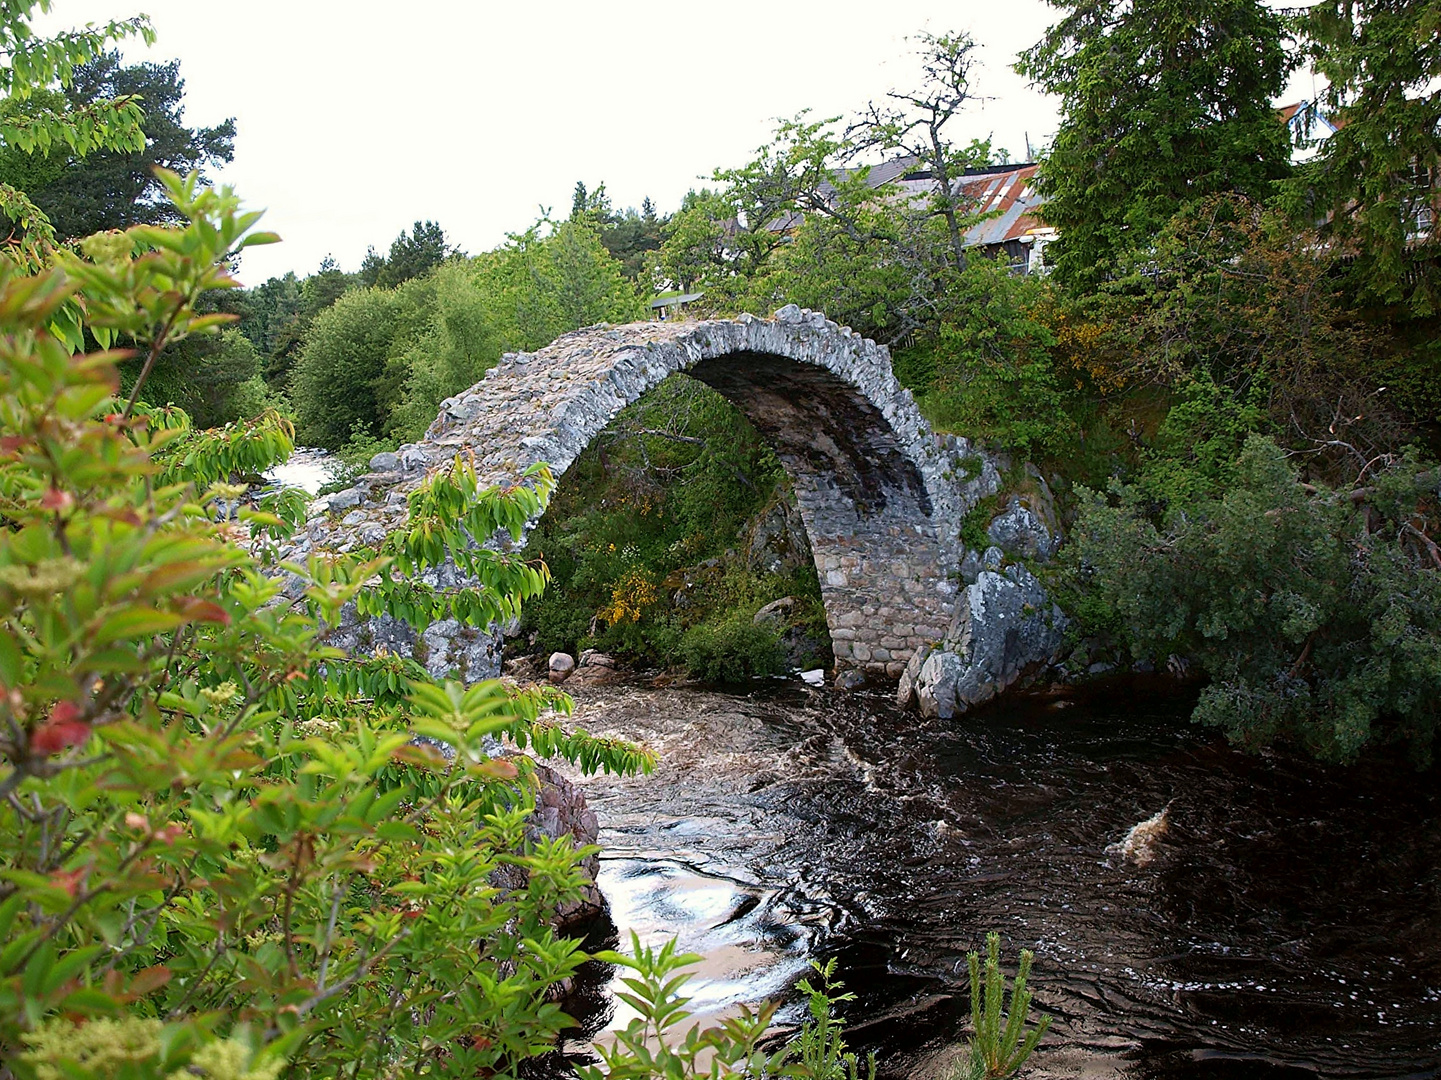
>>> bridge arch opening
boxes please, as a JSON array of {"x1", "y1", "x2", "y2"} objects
[
  {"x1": 515, "y1": 371, "x2": 835, "y2": 674},
  {"x1": 468, "y1": 317, "x2": 960, "y2": 677}
]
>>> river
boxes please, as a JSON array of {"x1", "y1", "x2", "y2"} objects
[{"x1": 547, "y1": 678, "x2": 1441, "y2": 1079}]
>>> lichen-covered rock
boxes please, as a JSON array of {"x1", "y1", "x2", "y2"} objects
[
  {"x1": 900, "y1": 565, "x2": 1068, "y2": 717},
  {"x1": 743, "y1": 491, "x2": 812, "y2": 575},
  {"x1": 948, "y1": 566, "x2": 1067, "y2": 710},
  {"x1": 753, "y1": 596, "x2": 797, "y2": 626},
  {"x1": 896, "y1": 644, "x2": 932, "y2": 708},
  {"x1": 986, "y1": 498, "x2": 1058, "y2": 561},
  {"x1": 327, "y1": 487, "x2": 363, "y2": 511},
  {"x1": 324, "y1": 603, "x2": 504, "y2": 684},
  {"x1": 915, "y1": 649, "x2": 966, "y2": 718}
]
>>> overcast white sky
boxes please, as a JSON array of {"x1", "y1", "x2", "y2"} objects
[{"x1": 41, "y1": 2, "x2": 1318, "y2": 285}]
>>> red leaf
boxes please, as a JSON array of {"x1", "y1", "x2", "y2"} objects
[
  {"x1": 128, "y1": 965, "x2": 171, "y2": 996},
  {"x1": 40, "y1": 488, "x2": 73, "y2": 512},
  {"x1": 0, "y1": 436, "x2": 25, "y2": 453},
  {"x1": 48, "y1": 868, "x2": 85, "y2": 898},
  {"x1": 178, "y1": 599, "x2": 230, "y2": 627},
  {"x1": 32, "y1": 702, "x2": 90, "y2": 755}
]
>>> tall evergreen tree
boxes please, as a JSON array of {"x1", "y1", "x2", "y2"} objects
[
  {"x1": 358, "y1": 220, "x2": 457, "y2": 288},
  {"x1": 1289, "y1": 0, "x2": 1441, "y2": 314},
  {"x1": 1017, "y1": 0, "x2": 1295, "y2": 290},
  {"x1": 0, "y1": 51, "x2": 234, "y2": 239}
]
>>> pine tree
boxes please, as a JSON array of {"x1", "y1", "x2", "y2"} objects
[
  {"x1": 1288, "y1": 0, "x2": 1441, "y2": 314},
  {"x1": 1017, "y1": 0, "x2": 1295, "y2": 290}
]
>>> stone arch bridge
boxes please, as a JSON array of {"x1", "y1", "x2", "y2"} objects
[{"x1": 299, "y1": 306, "x2": 1064, "y2": 710}]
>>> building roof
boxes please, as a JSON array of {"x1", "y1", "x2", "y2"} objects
[
  {"x1": 650, "y1": 292, "x2": 705, "y2": 309},
  {"x1": 766, "y1": 157, "x2": 1051, "y2": 248},
  {"x1": 886, "y1": 162, "x2": 1050, "y2": 247},
  {"x1": 958, "y1": 164, "x2": 1046, "y2": 246}
]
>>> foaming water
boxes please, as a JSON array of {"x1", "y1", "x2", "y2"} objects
[{"x1": 553, "y1": 680, "x2": 1441, "y2": 1079}]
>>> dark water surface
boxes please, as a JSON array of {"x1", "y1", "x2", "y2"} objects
[{"x1": 552, "y1": 680, "x2": 1441, "y2": 1079}]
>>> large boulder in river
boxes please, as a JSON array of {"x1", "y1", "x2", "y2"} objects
[
  {"x1": 899, "y1": 565, "x2": 1068, "y2": 717},
  {"x1": 914, "y1": 649, "x2": 967, "y2": 718},
  {"x1": 489, "y1": 761, "x2": 604, "y2": 932}
]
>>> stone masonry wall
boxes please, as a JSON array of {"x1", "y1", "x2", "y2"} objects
[{"x1": 293, "y1": 305, "x2": 1003, "y2": 679}]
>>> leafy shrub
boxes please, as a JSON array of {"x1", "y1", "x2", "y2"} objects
[
  {"x1": 1131, "y1": 373, "x2": 1268, "y2": 511},
  {"x1": 770, "y1": 959, "x2": 877, "y2": 1080},
  {"x1": 1067, "y1": 434, "x2": 1441, "y2": 762},
  {"x1": 290, "y1": 284, "x2": 403, "y2": 447},
  {"x1": 921, "y1": 257, "x2": 1077, "y2": 460},
  {"x1": 0, "y1": 173, "x2": 672, "y2": 1078},
  {"x1": 679, "y1": 612, "x2": 787, "y2": 682}
]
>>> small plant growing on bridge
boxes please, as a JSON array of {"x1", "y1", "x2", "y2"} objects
[{"x1": 957, "y1": 933, "x2": 1051, "y2": 1080}]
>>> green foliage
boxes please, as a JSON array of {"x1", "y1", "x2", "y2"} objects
[
  {"x1": 1130, "y1": 375, "x2": 1269, "y2": 509},
  {"x1": 570, "y1": 182, "x2": 667, "y2": 281},
  {"x1": 385, "y1": 261, "x2": 504, "y2": 438},
  {"x1": 1017, "y1": 0, "x2": 1294, "y2": 290},
  {"x1": 657, "y1": 97, "x2": 995, "y2": 345},
  {"x1": 769, "y1": 959, "x2": 877, "y2": 1080},
  {"x1": 678, "y1": 613, "x2": 787, "y2": 684},
  {"x1": 0, "y1": 51, "x2": 235, "y2": 240},
  {"x1": 128, "y1": 325, "x2": 270, "y2": 429},
  {"x1": 577, "y1": 934, "x2": 777, "y2": 1079},
  {"x1": 290, "y1": 220, "x2": 641, "y2": 449},
  {"x1": 0, "y1": 168, "x2": 692, "y2": 1079},
  {"x1": 1068, "y1": 435, "x2": 1441, "y2": 762},
  {"x1": 288, "y1": 284, "x2": 400, "y2": 447},
  {"x1": 959, "y1": 494, "x2": 1002, "y2": 554},
  {"x1": 960, "y1": 933, "x2": 1050, "y2": 1080},
  {"x1": 489, "y1": 218, "x2": 645, "y2": 348},
  {"x1": 242, "y1": 258, "x2": 356, "y2": 396},
  {"x1": 920, "y1": 258, "x2": 1075, "y2": 459},
  {"x1": 0, "y1": 3, "x2": 155, "y2": 267},
  {"x1": 1288, "y1": 0, "x2": 1441, "y2": 314},
  {"x1": 358, "y1": 219, "x2": 457, "y2": 290}
]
